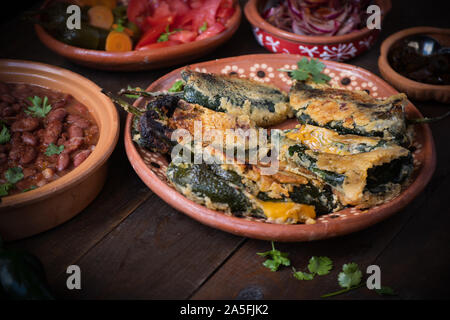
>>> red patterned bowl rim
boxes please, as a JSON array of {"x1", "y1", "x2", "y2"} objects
[
  {"x1": 244, "y1": 0, "x2": 391, "y2": 44},
  {"x1": 124, "y1": 53, "x2": 436, "y2": 242}
]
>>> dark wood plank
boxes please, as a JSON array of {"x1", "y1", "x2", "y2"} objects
[
  {"x1": 49, "y1": 194, "x2": 245, "y2": 299},
  {"x1": 362, "y1": 114, "x2": 450, "y2": 300},
  {"x1": 190, "y1": 203, "x2": 423, "y2": 300}
]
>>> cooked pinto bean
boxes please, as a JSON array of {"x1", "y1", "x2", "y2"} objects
[
  {"x1": 43, "y1": 120, "x2": 63, "y2": 145},
  {"x1": 42, "y1": 168, "x2": 54, "y2": 180},
  {"x1": 20, "y1": 146, "x2": 37, "y2": 164},
  {"x1": 68, "y1": 125, "x2": 84, "y2": 139},
  {"x1": 57, "y1": 153, "x2": 70, "y2": 171},
  {"x1": 53, "y1": 98, "x2": 68, "y2": 109},
  {"x1": 67, "y1": 114, "x2": 91, "y2": 129},
  {"x1": 11, "y1": 117, "x2": 40, "y2": 132},
  {"x1": 1, "y1": 94, "x2": 15, "y2": 104},
  {"x1": 23, "y1": 167, "x2": 37, "y2": 178},
  {"x1": 22, "y1": 132, "x2": 38, "y2": 146},
  {"x1": 2, "y1": 107, "x2": 14, "y2": 117},
  {"x1": 63, "y1": 137, "x2": 84, "y2": 153},
  {"x1": 73, "y1": 150, "x2": 91, "y2": 167},
  {"x1": 47, "y1": 108, "x2": 67, "y2": 123},
  {"x1": 0, "y1": 153, "x2": 6, "y2": 165},
  {"x1": 8, "y1": 145, "x2": 22, "y2": 161},
  {"x1": 0, "y1": 82, "x2": 98, "y2": 196}
]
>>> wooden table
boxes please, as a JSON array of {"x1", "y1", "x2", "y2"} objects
[{"x1": 1, "y1": 0, "x2": 449, "y2": 300}]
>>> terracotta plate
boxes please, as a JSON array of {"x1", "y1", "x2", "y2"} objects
[{"x1": 124, "y1": 54, "x2": 436, "y2": 242}]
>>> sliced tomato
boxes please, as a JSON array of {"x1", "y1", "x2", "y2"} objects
[
  {"x1": 127, "y1": 0, "x2": 151, "y2": 29},
  {"x1": 216, "y1": 7, "x2": 235, "y2": 24},
  {"x1": 136, "y1": 40, "x2": 182, "y2": 51},
  {"x1": 169, "y1": 30, "x2": 197, "y2": 43},
  {"x1": 168, "y1": 0, "x2": 190, "y2": 16},
  {"x1": 146, "y1": 14, "x2": 174, "y2": 28},
  {"x1": 195, "y1": 22, "x2": 225, "y2": 41},
  {"x1": 189, "y1": 0, "x2": 203, "y2": 9},
  {"x1": 135, "y1": 24, "x2": 167, "y2": 49},
  {"x1": 176, "y1": 0, "x2": 222, "y2": 32}
]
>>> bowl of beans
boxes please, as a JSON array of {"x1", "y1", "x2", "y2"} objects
[{"x1": 0, "y1": 59, "x2": 119, "y2": 241}]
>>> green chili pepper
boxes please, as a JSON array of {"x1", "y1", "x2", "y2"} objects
[{"x1": 0, "y1": 237, "x2": 54, "y2": 300}]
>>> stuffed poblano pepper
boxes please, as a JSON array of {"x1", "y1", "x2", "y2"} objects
[
  {"x1": 281, "y1": 141, "x2": 413, "y2": 207},
  {"x1": 289, "y1": 82, "x2": 410, "y2": 145},
  {"x1": 181, "y1": 70, "x2": 292, "y2": 127}
]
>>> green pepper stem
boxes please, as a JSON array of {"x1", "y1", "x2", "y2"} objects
[
  {"x1": 102, "y1": 90, "x2": 144, "y2": 117},
  {"x1": 321, "y1": 283, "x2": 365, "y2": 298},
  {"x1": 118, "y1": 89, "x2": 184, "y2": 98},
  {"x1": 408, "y1": 110, "x2": 450, "y2": 124}
]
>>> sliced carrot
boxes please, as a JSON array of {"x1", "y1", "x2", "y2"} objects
[
  {"x1": 105, "y1": 31, "x2": 133, "y2": 52},
  {"x1": 88, "y1": 5, "x2": 114, "y2": 30}
]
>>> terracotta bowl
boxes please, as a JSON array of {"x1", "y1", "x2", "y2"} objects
[
  {"x1": 124, "y1": 53, "x2": 436, "y2": 242},
  {"x1": 244, "y1": 0, "x2": 391, "y2": 61},
  {"x1": 378, "y1": 26, "x2": 450, "y2": 103},
  {"x1": 35, "y1": 3, "x2": 242, "y2": 71},
  {"x1": 0, "y1": 60, "x2": 119, "y2": 241}
]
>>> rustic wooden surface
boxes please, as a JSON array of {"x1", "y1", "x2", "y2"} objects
[{"x1": 1, "y1": 0, "x2": 449, "y2": 300}]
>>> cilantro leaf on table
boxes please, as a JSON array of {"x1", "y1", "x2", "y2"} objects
[
  {"x1": 321, "y1": 262, "x2": 364, "y2": 298},
  {"x1": 292, "y1": 267, "x2": 314, "y2": 280},
  {"x1": 44, "y1": 143, "x2": 64, "y2": 156},
  {"x1": 338, "y1": 262, "x2": 363, "y2": 289},
  {"x1": 308, "y1": 256, "x2": 333, "y2": 276},
  {"x1": 292, "y1": 256, "x2": 333, "y2": 281},
  {"x1": 168, "y1": 80, "x2": 185, "y2": 93},
  {"x1": 278, "y1": 57, "x2": 331, "y2": 84},
  {"x1": 375, "y1": 286, "x2": 396, "y2": 296},
  {"x1": 25, "y1": 96, "x2": 52, "y2": 118},
  {"x1": 0, "y1": 124, "x2": 10, "y2": 144},
  {"x1": 5, "y1": 167, "x2": 24, "y2": 184},
  {"x1": 257, "y1": 241, "x2": 290, "y2": 272}
]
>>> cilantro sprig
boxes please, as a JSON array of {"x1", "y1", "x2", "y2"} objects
[
  {"x1": 199, "y1": 21, "x2": 208, "y2": 33},
  {"x1": 0, "y1": 124, "x2": 10, "y2": 144},
  {"x1": 321, "y1": 262, "x2": 364, "y2": 298},
  {"x1": 257, "y1": 241, "x2": 290, "y2": 272},
  {"x1": 5, "y1": 167, "x2": 24, "y2": 184},
  {"x1": 0, "y1": 167, "x2": 24, "y2": 197},
  {"x1": 168, "y1": 80, "x2": 185, "y2": 93},
  {"x1": 157, "y1": 26, "x2": 182, "y2": 42},
  {"x1": 0, "y1": 183, "x2": 12, "y2": 197},
  {"x1": 292, "y1": 256, "x2": 333, "y2": 281},
  {"x1": 375, "y1": 286, "x2": 397, "y2": 296},
  {"x1": 44, "y1": 143, "x2": 64, "y2": 156},
  {"x1": 25, "y1": 96, "x2": 52, "y2": 118},
  {"x1": 278, "y1": 57, "x2": 331, "y2": 84}
]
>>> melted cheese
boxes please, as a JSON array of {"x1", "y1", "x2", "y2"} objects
[
  {"x1": 285, "y1": 125, "x2": 382, "y2": 155},
  {"x1": 314, "y1": 145, "x2": 410, "y2": 205},
  {"x1": 289, "y1": 84, "x2": 407, "y2": 140},
  {"x1": 257, "y1": 201, "x2": 316, "y2": 224}
]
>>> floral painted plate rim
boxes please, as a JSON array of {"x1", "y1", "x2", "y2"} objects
[{"x1": 124, "y1": 54, "x2": 436, "y2": 242}]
